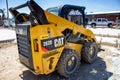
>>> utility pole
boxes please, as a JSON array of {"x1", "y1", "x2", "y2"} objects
[{"x1": 6, "y1": 0, "x2": 10, "y2": 27}]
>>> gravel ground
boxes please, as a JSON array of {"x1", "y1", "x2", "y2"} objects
[{"x1": 0, "y1": 42, "x2": 120, "y2": 80}]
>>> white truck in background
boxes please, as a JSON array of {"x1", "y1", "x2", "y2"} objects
[{"x1": 88, "y1": 18, "x2": 114, "y2": 28}]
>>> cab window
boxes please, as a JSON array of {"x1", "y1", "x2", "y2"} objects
[{"x1": 47, "y1": 7, "x2": 59, "y2": 16}]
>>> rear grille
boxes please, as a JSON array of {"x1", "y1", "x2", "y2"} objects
[
  {"x1": 16, "y1": 24, "x2": 34, "y2": 70},
  {"x1": 17, "y1": 34, "x2": 29, "y2": 57}
]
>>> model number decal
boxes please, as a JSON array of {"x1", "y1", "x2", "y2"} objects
[
  {"x1": 41, "y1": 36, "x2": 65, "y2": 51},
  {"x1": 43, "y1": 40, "x2": 52, "y2": 46}
]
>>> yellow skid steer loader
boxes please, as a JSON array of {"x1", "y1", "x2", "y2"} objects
[{"x1": 9, "y1": 0, "x2": 99, "y2": 77}]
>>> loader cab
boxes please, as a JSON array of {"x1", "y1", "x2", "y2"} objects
[{"x1": 47, "y1": 5, "x2": 86, "y2": 26}]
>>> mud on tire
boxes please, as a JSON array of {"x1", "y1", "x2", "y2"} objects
[
  {"x1": 57, "y1": 49, "x2": 80, "y2": 78},
  {"x1": 81, "y1": 42, "x2": 98, "y2": 63}
]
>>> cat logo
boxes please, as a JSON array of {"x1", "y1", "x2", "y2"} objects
[{"x1": 54, "y1": 37, "x2": 64, "y2": 47}]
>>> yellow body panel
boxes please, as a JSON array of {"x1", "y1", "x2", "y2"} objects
[
  {"x1": 65, "y1": 42, "x2": 83, "y2": 54},
  {"x1": 30, "y1": 24, "x2": 65, "y2": 74},
  {"x1": 45, "y1": 11, "x2": 96, "y2": 41},
  {"x1": 42, "y1": 48, "x2": 64, "y2": 74}
]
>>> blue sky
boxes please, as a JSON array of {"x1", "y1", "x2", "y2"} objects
[{"x1": 0, "y1": 0, "x2": 120, "y2": 18}]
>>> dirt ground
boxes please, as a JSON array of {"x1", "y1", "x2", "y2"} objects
[{"x1": 0, "y1": 42, "x2": 120, "y2": 80}]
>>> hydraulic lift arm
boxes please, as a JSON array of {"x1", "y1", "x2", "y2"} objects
[{"x1": 9, "y1": 0, "x2": 49, "y2": 25}]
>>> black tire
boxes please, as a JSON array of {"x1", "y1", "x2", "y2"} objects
[
  {"x1": 81, "y1": 42, "x2": 98, "y2": 63},
  {"x1": 108, "y1": 23, "x2": 113, "y2": 28},
  {"x1": 91, "y1": 23, "x2": 96, "y2": 28},
  {"x1": 57, "y1": 49, "x2": 80, "y2": 78},
  {"x1": 15, "y1": 13, "x2": 29, "y2": 23}
]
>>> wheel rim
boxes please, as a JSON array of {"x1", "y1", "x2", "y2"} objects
[
  {"x1": 91, "y1": 24, "x2": 96, "y2": 28},
  {"x1": 108, "y1": 24, "x2": 112, "y2": 28},
  {"x1": 66, "y1": 56, "x2": 77, "y2": 73},
  {"x1": 109, "y1": 24, "x2": 112, "y2": 28},
  {"x1": 89, "y1": 46, "x2": 95, "y2": 58}
]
